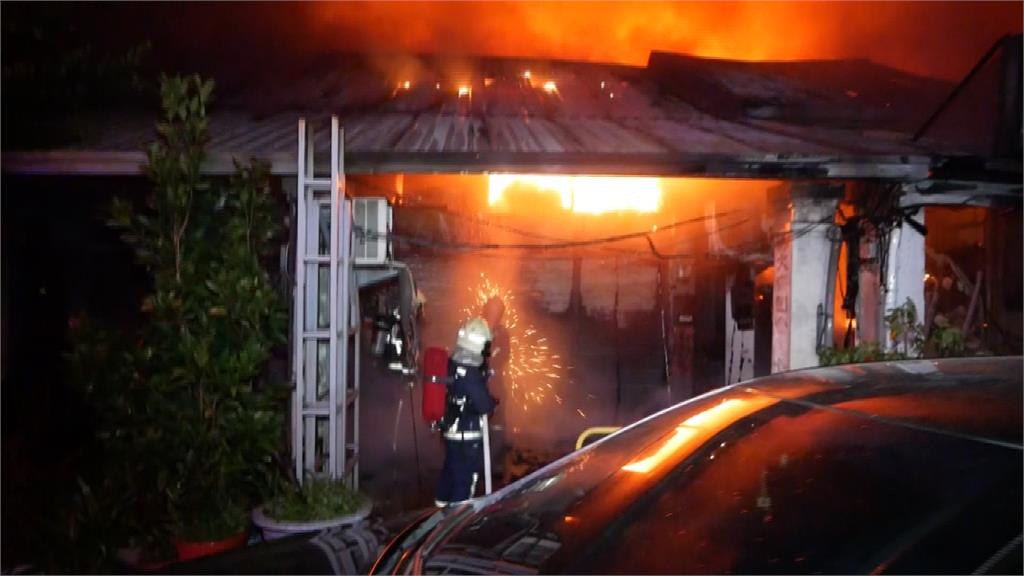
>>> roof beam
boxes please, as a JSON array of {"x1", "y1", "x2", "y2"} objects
[{"x1": 3, "y1": 150, "x2": 931, "y2": 180}]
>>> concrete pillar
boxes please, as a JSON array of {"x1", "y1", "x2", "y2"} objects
[
  {"x1": 883, "y1": 214, "x2": 927, "y2": 349},
  {"x1": 770, "y1": 183, "x2": 843, "y2": 372},
  {"x1": 857, "y1": 232, "x2": 883, "y2": 346}
]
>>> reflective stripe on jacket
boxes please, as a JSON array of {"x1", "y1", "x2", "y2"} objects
[{"x1": 443, "y1": 359, "x2": 495, "y2": 440}]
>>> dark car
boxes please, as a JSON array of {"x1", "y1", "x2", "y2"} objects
[{"x1": 371, "y1": 357, "x2": 1023, "y2": 575}]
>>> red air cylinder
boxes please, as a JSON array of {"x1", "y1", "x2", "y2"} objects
[{"x1": 422, "y1": 346, "x2": 450, "y2": 423}]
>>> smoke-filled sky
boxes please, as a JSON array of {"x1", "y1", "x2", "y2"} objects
[
  {"x1": 22, "y1": 1, "x2": 1022, "y2": 82},
  {"x1": 73, "y1": 1, "x2": 1021, "y2": 82},
  {"x1": 312, "y1": 1, "x2": 1022, "y2": 79}
]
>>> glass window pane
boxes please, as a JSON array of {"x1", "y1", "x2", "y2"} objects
[
  {"x1": 315, "y1": 417, "x2": 329, "y2": 474},
  {"x1": 318, "y1": 204, "x2": 331, "y2": 255},
  {"x1": 317, "y1": 264, "x2": 330, "y2": 329},
  {"x1": 317, "y1": 340, "x2": 329, "y2": 401},
  {"x1": 577, "y1": 406, "x2": 1019, "y2": 574}
]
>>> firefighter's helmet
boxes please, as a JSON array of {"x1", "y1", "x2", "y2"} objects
[{"x1": 455, "y1": 317, "x2": 492, "y2": 355}]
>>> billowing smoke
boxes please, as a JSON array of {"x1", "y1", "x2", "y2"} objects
[
  {"x1": 67, "y1": 2, "x2": 1022, "y2": 84},
  {"x1": 308, "y1": 2, "x2": 1020, "y2": 80}
]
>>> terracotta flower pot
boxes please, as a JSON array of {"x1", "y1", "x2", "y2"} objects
[{"x1": 174, "y1": 531, "x2": 248, "y2": 561}]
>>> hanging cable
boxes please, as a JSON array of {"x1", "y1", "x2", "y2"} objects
[{"x1": 357, "y1": 210, "x2": 749, "y2": 256}]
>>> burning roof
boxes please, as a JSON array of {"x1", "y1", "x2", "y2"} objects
[{"x1": 3, "y1": 40, "x2": 1021, "y2": 179}]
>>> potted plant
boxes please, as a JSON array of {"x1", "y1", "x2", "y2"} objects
[
  {"x1": 252, "y1": 477, "x2": 372, "y2": 541},
  {"x1": 106, "y1": 74, "x2": 288, "y2": 561},
  {"x1": 172, "y1": 499, "x2": 249, "y2": 561}
]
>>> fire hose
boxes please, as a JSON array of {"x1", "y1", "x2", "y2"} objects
[{"x1": 481, "y1": 413, "x2": 492, "y2": 495}]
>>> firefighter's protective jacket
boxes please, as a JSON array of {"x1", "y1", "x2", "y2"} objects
[{"x1": 442, "y1": 358, "x2": 496, "y2": 441}]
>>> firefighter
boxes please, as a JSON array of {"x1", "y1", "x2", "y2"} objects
[{"x1": 435, "y1": 317, "x2": 497, "y2": 507}]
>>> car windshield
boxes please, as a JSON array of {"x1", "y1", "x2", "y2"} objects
[{"x1": 423, "y1": 360, "x2": 1023, "y2": 574}]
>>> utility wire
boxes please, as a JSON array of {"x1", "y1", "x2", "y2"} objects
[
  {"x1": 363, "y1": 209, "x2": 830, "y2": 264},
  {"x1": 644, "y1": 216, "x2": 755, "y2": 260},
  {"x1": 716, "y1": 212, "x2": 838, "y2": 255},
  {"x1": 365, "y1": 205, "x2": 834, "y2": 263},
  {"x1": 364, "y1": 208, "x2": 835, "y2": 266},
  {"x1": 358, "y1": 210, "x2": 745, "y2": 252}
]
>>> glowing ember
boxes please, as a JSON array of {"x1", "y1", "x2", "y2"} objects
[
  {"x1": 542, "y1": 80, "x2": 558, "y2": 94},
  {"x1": 484, "y1": 77, "x2": 495, "y2": 87},
  {"x1": 488, "y1": 175, "x2": 661, "y2": 214},
  {"x1": 457, "y1": 85, "x2": 471, "y2": 97},
  {"x1": 522, "y1": 70, "x2": 531, "y2": 80},
  {"x1": 402, "y1": 80, "x2": 411, "y2": 90}
]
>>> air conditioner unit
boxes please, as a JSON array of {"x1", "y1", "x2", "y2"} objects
[{"x1": 353, "y1": 197, "x2": 392, "y2": 266}]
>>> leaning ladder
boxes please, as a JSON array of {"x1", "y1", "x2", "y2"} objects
[{"x1": 293, "y1": 116, "x2": 360, "y2": 488}]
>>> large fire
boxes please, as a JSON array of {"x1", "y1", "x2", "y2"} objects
[
  {"x1": 310, "y1": 2, "x2": 1022, "y2": 81},
  {"x1": 488, "y1": 175, "x2": 661, "y2": 214}
]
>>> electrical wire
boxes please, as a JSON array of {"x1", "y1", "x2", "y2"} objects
[
  {"x1": 644, "y1": 216, "x2": 755, "y2": 260},
  {"x1": 357, "y1": 210, "x2": 747, "y2": 253},
  {"x1": 405, "y1": 206, "x2": 678, "y2": 257},
  {"x1": 364, "y1": 203, "x2": 833, "y2": 264},
  {"x1": 723, "y1": 212, "x2": 837, "y2": 255}
]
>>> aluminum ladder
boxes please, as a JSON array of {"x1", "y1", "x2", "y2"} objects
[{"x1": 293, "y1": 116, "x2": 360, "y2": 488}]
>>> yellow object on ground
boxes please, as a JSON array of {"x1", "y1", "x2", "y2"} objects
[{"x1": 575, "y1": 426, "x2": 622, "y2": 450}]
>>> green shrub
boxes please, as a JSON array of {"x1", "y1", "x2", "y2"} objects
[
  {"x1": 265, "y1": 478, "x2": 366, "y2": 523},
  {"x1": 62, "y1": 74, "x2": 288, "y2": 566},
  {"x1": 820, "y1": 298, "x2": 969, "y2": 366}
]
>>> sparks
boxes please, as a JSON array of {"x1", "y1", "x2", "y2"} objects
[{"x1": 465, "y1": 273, "x2": 570, "y2": 421}]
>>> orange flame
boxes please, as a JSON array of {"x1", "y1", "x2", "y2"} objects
[
  {"x1": 488, "y1": 175, "x2": 661, "y2": 214},
  {"x1": 311, "y1": 2, "x2": 1021, "y2": 81}
]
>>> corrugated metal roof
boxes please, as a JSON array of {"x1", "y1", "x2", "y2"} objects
[{"x1": 2, "y1": 51, "x2": 1010, "y2": 179}]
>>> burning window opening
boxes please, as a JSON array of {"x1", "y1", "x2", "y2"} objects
[{"x1": 488, "y1": 175, "x2": 661, "y2": 215}]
